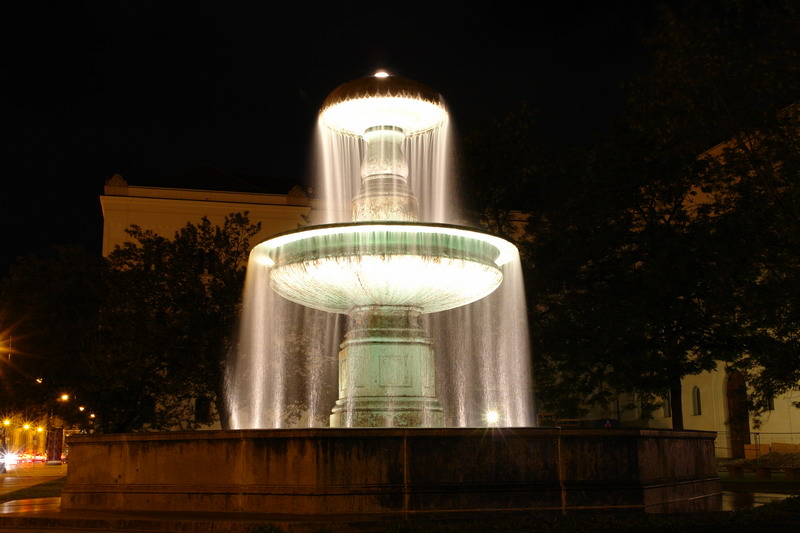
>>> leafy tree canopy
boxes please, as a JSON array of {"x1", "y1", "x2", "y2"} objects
[
  {"x1": 1, "y1": 213, "x2": 260, "y2": 433},
  {"x1": 465, "y1": 0, "x2": 800, "y2": 426}
]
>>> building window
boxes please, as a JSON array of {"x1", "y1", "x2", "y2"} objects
[
  {"x1": 692, "y1": 386, "x2": 702, "y2": 416},
  {"x1": 663, "y1": 390, "x2": 672, "y2": 418}
]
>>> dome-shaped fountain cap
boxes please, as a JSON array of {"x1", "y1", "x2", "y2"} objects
[{"x1": 319, "y1": 73, "x2": 448, "y2": 136}]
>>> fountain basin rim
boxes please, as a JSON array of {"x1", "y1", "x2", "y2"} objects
[
  {"x1": 253, "y1": 221, "x2": 519, "y2": 266},
  {"x1": 319, "y1": 97, "x2": 446, "y2": 137},
  {"x1": 66, "y1": 427, "x2": 722, "y2": 443},
  {"x1": 319, "y1": 75, "x2": 447, "y2": 137},
  {"x1": 321, "y1": 75, "x2": 443, "y2": 111}
]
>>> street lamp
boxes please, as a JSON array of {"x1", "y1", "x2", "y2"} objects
[{"x1": 46, "y1": 394, "x2": 72, "y2": 465}]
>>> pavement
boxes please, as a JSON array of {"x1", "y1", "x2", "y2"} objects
[{"x1": 0, "y1": 462, "x2": 65, "y2": 514}]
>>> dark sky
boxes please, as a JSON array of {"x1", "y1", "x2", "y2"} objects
[{"x1": 4, "y1": 2, "x2": 669, "y2": 274}]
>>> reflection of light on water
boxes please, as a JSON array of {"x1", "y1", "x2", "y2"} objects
[
  {"x1": 721, "y1": 491, "x2": 790, "y2": 511},
  {"x1": 0, "y1": 497, "x2": 62, "y2": 514}
]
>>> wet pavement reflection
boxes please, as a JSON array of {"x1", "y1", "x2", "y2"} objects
[
  {"x1": 721, "y1": 491, "x2": 791, "y2": 511},
  {"x1": 0, "y1": 493, "x2": 792, "y2": 515},
  {"x1": 0, "y1": 496, "x2": 60, "y2": 514},
  {"x1": 0, "y1": 463, "x2": 795, "y2": 518}
]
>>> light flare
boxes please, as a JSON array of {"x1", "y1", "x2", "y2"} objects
[{"x1": 1, "y1": 452, "x2": 18, "y2": 465}]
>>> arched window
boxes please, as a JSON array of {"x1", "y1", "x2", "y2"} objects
[{"x1": 692, "y1": 386, "x2": 702, "y2": 416}]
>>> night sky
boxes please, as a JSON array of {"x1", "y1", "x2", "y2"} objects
[{"x1": 5, "y1": 2, "x2": 669, "y2": 274}]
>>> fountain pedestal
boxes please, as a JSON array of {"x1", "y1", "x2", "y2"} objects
[{"x1": 330, "y1": 306, "x2": 443, "y2": 427}]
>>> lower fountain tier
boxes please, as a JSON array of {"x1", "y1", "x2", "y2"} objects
[
  {"x1": 330, "y1": 305, "x2": 443, "y2": 428},
  {"x1": 252, "y1": 222, "x2": 518, "y2": 314},
  {"x1": 330, "y1": 396, "x2": 443, "y2": 427}
]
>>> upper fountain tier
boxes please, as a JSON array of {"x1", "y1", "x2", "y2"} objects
[
  {"x1": 319, "y1": 73, "x2": 447, "y2": 137},
  {"x1": 320, "y1": 72, "x2": 449, "y2": 222},
  {"x1": 253, "y1": 73, "x2": 519, "y2": 316}
]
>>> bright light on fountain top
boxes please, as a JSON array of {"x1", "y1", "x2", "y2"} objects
[{"x1": 319, "y1": 72, "x2": 447, "y2": 136}]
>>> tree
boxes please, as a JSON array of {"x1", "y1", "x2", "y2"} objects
[
  {"x1": 525, "y1": 0, "x2": 800, "y2": 426},
  {"x1": 720, "y1": 103, "x2": 800, "y2": 412},
  {"x1": 97, "y1": 213, "x2": 260, "y2": 432},
  {"x1": 0, "y1": 213, "x2": 260, "y2": 433},
  {"x1": 621, "y1": 0, "x2": 800, "y2": 418},
  {"x1": 459, "y1": 103, "x2": 546, "y2": 242}
]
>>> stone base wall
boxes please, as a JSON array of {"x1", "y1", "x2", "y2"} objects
[{"x1": 61, "y1": 428, "x2": 720, "y2": 515}]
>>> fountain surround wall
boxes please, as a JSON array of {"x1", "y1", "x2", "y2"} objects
[{"x1": 62, "y1": 428, "x2": 721, "y2": 516}]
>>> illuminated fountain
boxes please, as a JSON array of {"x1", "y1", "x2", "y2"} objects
[
  {"x1": 60, "y1": 74, "x2": 721, "y2": 520},
  {"x1": 228, "y1": 73, "x2": 532, "y2": 428}
]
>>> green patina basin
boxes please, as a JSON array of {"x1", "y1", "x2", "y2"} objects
[{"x1": 252, "y1": 222, "x2": 517, "y2": 314}]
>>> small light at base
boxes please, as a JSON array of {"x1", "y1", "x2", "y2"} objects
[{"x1": 485, "y1": 410, "x2": 500, "y2": 425}]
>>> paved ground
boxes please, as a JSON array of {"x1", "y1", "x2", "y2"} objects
[{"x1": 0, "y1": 463, "x2": 65, "y2": 515}]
